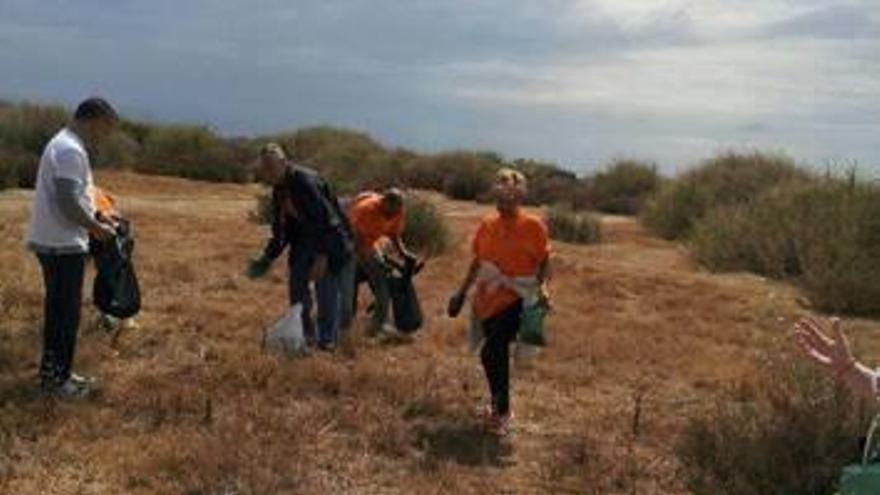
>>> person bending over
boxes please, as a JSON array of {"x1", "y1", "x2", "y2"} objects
[
  {"x1": 248, "y1": 143, "x2": 356, "y2": 351},
  {"x1": 348, "y1": 188, "x2": 417, "y2": 336}
]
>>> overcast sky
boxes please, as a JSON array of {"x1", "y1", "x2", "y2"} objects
[{"x1": 0, "y1": 0, "x2": 877, "y2": 174}]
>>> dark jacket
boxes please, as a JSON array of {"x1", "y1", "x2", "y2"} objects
[{"x1": 261, "y1": 165, "x2": 353, "y2": 274}]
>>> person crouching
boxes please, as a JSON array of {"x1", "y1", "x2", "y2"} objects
[{"x1": 347, "y1": 188, "x2": 417, "y2": 337}]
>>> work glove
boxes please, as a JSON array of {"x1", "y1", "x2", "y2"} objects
[{"x1": 447, "y1": 291, "x2": 466, "y2": 318}]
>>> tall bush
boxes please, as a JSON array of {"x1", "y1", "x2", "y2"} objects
[
  {"x1": 0, "y1": 102, "x2": 69, "y2": 188},
  {"x1": 690, "y1": 180, "x2": 880, "y2": 316},
  {"x1": 401, "y1": 195, "x2": 452, "y2": 256},
  {"x1": 589, "y1": 159, "x2": 660, "y2": 214},
  {"x1": 400, "y1": 152, "x2": 499, "y2": 201},
  {"x1": 138, "y1": 125, "x2": 246, "y2": 183},
  {"x1": 642, "y1": 152, "x2": 808, "y2": 239},
  {"x1": 546, "y1": 205, "x2": 602, "y2": 244},
  {"x1": 0, "y1": 151, "x2": 17, "y2": 190},
  {"x1": 513, "y1": 158, "x2": 585, "y2": 208},
  {"x1": 794, "y1": 182, "x2": 880, "y2": 315}
]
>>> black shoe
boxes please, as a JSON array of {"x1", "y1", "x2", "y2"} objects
[{"x1": 316, "y1": 342, "x2": 337, "y2": 353}]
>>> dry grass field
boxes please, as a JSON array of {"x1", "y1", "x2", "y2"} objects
[{"x1": 2, "y1": 171, "x2": 880, "y2": 494}]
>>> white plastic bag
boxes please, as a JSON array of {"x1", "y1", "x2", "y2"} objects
[
  {"x1": 263, "y1": 303, "x2": 306, "y2": 357},
  {"x1": 468, "y1": 309, "x2": 484, "y2": 354}
]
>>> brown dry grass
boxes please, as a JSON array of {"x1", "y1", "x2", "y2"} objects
[{"x1": 2, "y1": 171, "x2": 880, "y2": 494}]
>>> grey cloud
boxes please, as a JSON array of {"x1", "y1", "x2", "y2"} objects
[
  {"x1": 0, "y1": 0, "x2": 877, "y2": 172},
  {"x1": 764, "y1": 3, "x2": 879, "y2": 40}
]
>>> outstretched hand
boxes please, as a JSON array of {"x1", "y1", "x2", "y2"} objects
[{"x1": 793, "y1": 317, "x2": 855, "y2": 377}]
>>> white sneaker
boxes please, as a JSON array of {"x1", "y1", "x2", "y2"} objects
[
  {"x1": 54, "y1": 378, "x2": 91, "y2": 400},
  {"x1": 70, "y1": 373, "x2": 96, "y2": 386},
  {"x1": 122, "y1": 318, "x2": 140, "y2": 331}
]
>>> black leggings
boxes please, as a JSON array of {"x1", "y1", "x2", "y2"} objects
[{"x1": 480, "y1": 300, "x2": 523, "y2": 415}]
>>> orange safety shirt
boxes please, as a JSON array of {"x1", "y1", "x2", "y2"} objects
[
  {"x1": 348, "y1": 192, "x2": 405, "y2": 255},
  {"x1": 472, "y1": 210, "x2": 550, "y2": 320}
]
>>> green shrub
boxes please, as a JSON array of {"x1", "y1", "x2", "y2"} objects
[
  {"x1": 546, "y1": 206, "x2": 602, "y2": 244},
  {"x1": 138, "y1": 125, "x2": 247, "y2": 183},
  {"x1": 690, "y1": 186, "x2": 804, "y2": 279},
  {"x1": 0, "y1": 102, "x2": 68, "y2": 156},
  {"x1": 641, "y1": 179, "x2": 704, "y2": 240},
  {"x1": 793, "y1": 182, "x2": 880, "y2": 315},
  {"x1": 690, "y1": 179, "x2": 880, "y2": 315},
  {"x1": 400, "y1": 152, "x2": 499, "y2": 201},
  {"x1": 12, "y1": 155, "x2": 39, "y2": 188},
  {"x1": 589, "y1": 159, "x2": 660, "y2": 214},
  {"x1": 95, "y1": 132, "x2": 141, "y2": 169},
  {"x1": 513, "y1": 158, "x2": 586, "y2": 208},
  {"x1": 119, "y1": 119, "x2": 153, "y2": 147},
  {"x1": 0, "y1": 152, "x2": 16, "y2": 190},
  {"x1": 401, "y1": 195, "x2": 452, "y2": 256},
  {"x1": 677, "y1": 355, "x2": 870, "y2": 495},
  {"x1": 642, "y1": 152, "x2": 808, "y2": 239},
  {"x1": 0, "y1": 102, "x2": 68, "y2": 188}
]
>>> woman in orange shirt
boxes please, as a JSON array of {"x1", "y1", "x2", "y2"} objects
[{"x1": 447, "y1": 168, "x2": 551, "y2": 436}]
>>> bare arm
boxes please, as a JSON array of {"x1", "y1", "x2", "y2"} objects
[{"x1": 842, "y1": 362, "x2": 877, "y2": 400}]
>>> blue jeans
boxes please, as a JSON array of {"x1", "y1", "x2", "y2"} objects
[
  {"x1": 289, "y1": 248, "x2": 355, "y2": 346},
  {"x1": 359, "y1": 253, "x2": 391, "y2": 333},
  {"x1": 313, "y1": 257, "x2": 356, "y2": 345}
]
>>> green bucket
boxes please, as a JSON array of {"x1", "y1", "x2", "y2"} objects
[
  {"x1": 840, "y1": 415, "x2": 880, "y2": 495},
  {"x1": 518, "y1": 304, "x2": 547, "y2": 347},
  {"x1": 840, "y1": 464, "x2": 880, "y2": 495}
]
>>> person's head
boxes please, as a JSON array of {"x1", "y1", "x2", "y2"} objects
[
  {"x1": 381, "y1": 187, "x2": 405, "y2": 217},
  {"x1": 254, "y1": 142, "x2": 289, "y2": 186},
  {"x1": 71, "y1": 97, "x2": 119, "y2": 146},
  {"x1": 493, "y1": 168, "x2": 527, "y2": 215}
]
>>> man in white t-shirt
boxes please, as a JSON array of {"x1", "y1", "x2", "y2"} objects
[{"x1": 27, "y1": 97, "x2": 118, "y2": 399}]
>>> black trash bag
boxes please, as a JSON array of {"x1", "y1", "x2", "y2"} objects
[
  {"x1": 91, "y1": 219, "x2": 141, "y2": 319},
  {"x1": 386, "y1": 257, "x2": 424, "y2": 334}
]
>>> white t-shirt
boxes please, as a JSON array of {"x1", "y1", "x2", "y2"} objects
[{"x1": 27, "y1": 128, "x2": 95, "y2": 253}]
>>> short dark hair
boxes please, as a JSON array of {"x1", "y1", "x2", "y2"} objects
[{"x1": 73, "y1": 97, "x2": 119, "y2": 122}]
